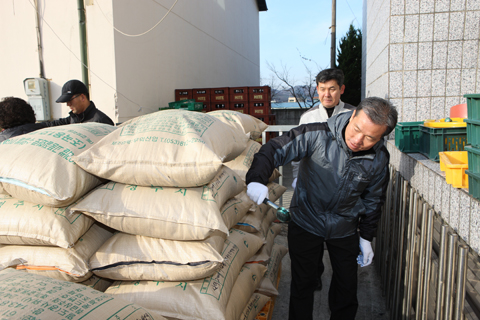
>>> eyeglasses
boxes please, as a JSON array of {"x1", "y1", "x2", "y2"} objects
[{"x1": 68, "y1": 94, "x2": 81, "y2": 102}]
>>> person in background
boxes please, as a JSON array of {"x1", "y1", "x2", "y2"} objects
[
  {"x1": 291, "y1": 68, "x2": 356, "y2": 290},
  {"x1": 43, "y1": 79, "x2": 114, "y2": 126},
  {"x1": 246, "y1": 97, "x2": 397, "y2": 320},
  {"x1": 0, "y1": 97, "x2": 47, "y2": 143}
]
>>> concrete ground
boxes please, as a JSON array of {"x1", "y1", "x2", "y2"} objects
[{"x1": 269, "y1": 162, "x2": 389, "y2": 320}]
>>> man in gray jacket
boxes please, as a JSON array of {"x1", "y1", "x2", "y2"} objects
[
  {"x1": 246, "y1": 97, "x2": 397, "y2": 320},
  {"x1": 292, "y1": 68, "x2": 356, "y2": 291}
]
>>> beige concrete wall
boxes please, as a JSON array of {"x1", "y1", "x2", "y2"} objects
[{"x1": 0, "y1": 0, "x2": 261, "y2": 123}]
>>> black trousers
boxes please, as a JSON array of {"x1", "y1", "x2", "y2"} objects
[{"x1": 288, "y1": 221, "x2": 359, "y2": 320}]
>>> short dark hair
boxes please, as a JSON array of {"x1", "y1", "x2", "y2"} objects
[
  {"x1": 355, "y1": 97, "x2": 398, "y2": 136},
  {"x1": 315, "y1": 68, "x2": 345, "y2": 87},
  {"x1": 0, "y1": 97, "x2": 36, "y2": 129}
]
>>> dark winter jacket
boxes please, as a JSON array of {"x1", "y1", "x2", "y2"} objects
[
  {"x1": 0, "y1": 122, "x2": 47, "y2": 143},
  {"x1": 43, "y1": 101, "x2": 114, "y2": 127},
  {"x1": 246, "y1": 111, "x2": 390, "y2": 241}
]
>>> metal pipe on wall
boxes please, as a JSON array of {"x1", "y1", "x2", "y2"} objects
[
  {"x1": 415, "y1": 201, "x2": 428, "y2": 320},
  {"x1": 392, "y1": 179, "x2": 408, "y2": 320},
  {"x1": 403, "y1": 190, "x2": 419, "y2": 318},
  {"x1": 444, "y1": 233, "x2": 458, "y2": 319},
  {"x1": 435, "y1": 224, "x2": 449, "y2": 320},
  {"x1": 77, "y1": 0, "x2": 89, "y2": 87},
  {"x1": 420, "y1": 209, "x2": 434, "y2": 320},
  {"x1": 453, "y1": 245, "x2": 468, "y2": 320}
]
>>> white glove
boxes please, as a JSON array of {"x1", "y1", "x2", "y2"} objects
[
  {"x1": 247, "y1": 182, "x2": 269, "y2": 205},
  {"x1": 291, "y1": 178, "x2": 297, "y2": 189},
  {"x1": 358, "y1": 237, "x2": 374, "y2": 267}
]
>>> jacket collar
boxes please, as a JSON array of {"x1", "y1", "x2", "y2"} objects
[{"x1": 69, "y1": 101, "x2": 96, "y2": 121}]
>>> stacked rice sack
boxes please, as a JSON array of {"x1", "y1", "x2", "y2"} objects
[
  {"x1": 0, "y1": 123, "x2": 117, "y2": 283},
  {"x1": 70, "y1": 110, "x2": 273, "y2": 319}
]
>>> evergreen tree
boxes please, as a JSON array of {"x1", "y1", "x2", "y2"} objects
[{"x1": 337, "y1": 24, "x2": 362, "y2": 106}]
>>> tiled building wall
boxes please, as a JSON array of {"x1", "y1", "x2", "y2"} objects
[{"x1": 363, "y1": 0, "x2": 480, "y2": 122}]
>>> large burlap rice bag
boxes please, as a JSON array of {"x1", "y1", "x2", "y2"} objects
[
  {"x1": 256, "y1": 243, "x2": 288, "y2": 296},
  {"x1": 240, "y1": 293, "x2": 271, "y2": 320},
  {"x1": 72, "y1": 110, "x2": 249, "y2": 187},
  {"x1": 0, "y1": 223, "x2": 114, "y2": 282},
  {"x1": 208, "y1": 110, "x2": 267, "y2": 140},
  {"x1": 225, "y1": 139, "x2": 281, "y2": 182},
  {"x1": 73, "y1": 166, "x2": 243, "y2": 240},
  {"x1": 221, "y1": 190, "x2": 255, "y2": 229},
  {"x1": 0, "y1": 194, "x2": 94, "y2": 248},
  {"x1": 237, "y1": 182, "x2": 287, "y2": 233},
  {"x1": 0, "y1": 269, "x2": 167, "y2": 320},
  {"x1": 225, "y1": 263, "x2": 267, "y2": 320},
  {"x1": 105, "y1": 228, "x2": 263, "y2": 320},
  {"x1": 0, "y1": 123, "x2": 116, "y2": 206},
  {"x1": 247, "y1": 222, "x2": 282, "y2": 263},
  {"x1": 90, "y1": 231, "x2": 226, "y2": 281}
]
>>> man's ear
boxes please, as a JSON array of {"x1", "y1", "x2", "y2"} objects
[
  {"x1": 350, "y1": 109, "x2": 356, "y2": 121},
  {"x1": 340, "y1": 85, "x2": 345, "y2": 95}
]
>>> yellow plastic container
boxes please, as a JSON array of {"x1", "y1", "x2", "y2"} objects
[
  {"x1": 439, "y1": 151, "x2": 469, "y2": 188},
  {"x1": 424, "y1": 118, "x2": 467, "y2": 128}
]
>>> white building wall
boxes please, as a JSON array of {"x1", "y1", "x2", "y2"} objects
[{"x1": 0, "y1": 0, "x2": 261, "y2": 123}]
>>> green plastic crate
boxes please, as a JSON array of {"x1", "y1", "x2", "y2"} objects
[
  {"x1": 464, "y1": 93, "x2": 480, "y2": 120},
  {"x1": 465, "y1": 145, "x2": 480, "y2": 174},
  {"x1": 168, "y1": 99, "x2": 204, "y2": 111},
  {"x1": 394, "y1": 121, "x2": 424, "y2": 152},
  {"x1": 419, "y1": 125, "x2": 467, "y2": 161},
  {"x1": 466, "y1": 170, "x2": 480, "y2": 201},
  {"x1": 464, "y1": 118, "x2": 480, "y2": 148}
]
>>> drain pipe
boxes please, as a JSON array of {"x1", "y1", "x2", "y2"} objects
[
  {"x1": 34, "y1": 0, "x2": 45, "y2": 78},
  {"x1": 77, "y1": 0, "x2": 89, "y2": 87}
]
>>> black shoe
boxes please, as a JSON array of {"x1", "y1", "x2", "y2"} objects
[{"x1": 315, "y1": 278, "x2": 322, "y2": 291}]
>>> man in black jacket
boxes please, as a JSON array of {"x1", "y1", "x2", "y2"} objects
[
  {"x1": 43, "y1": 80, "x2": 114, "y2": 126},
  {"x1": 0, "y1": 97, "x2": 47, "y2": 143},
  {"x1": 246, "y1": 97, "x2": 397, "y2": 320}
]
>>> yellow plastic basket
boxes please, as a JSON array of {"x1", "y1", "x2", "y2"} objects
[{"x1": 439, "y1": 151, "x2": 469, "y2": 188}]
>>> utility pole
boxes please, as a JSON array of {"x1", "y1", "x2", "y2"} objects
[{"x1": 330, "y1": 0, "x2": 336, "y2": 68}]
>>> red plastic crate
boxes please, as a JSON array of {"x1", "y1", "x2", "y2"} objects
[
  {"x1": 200, "y1": 102, "x2": 211, "y2": 112},
  {"x1": 249, "y1": 101, "x2": 272, "y2": 116},
  {"x1": 249, "y1": 86, "x2": 271, "y2": 101},
  {"x1": 211, "y1": 102, "x2": 229, "y2": 110},
  {"x1": 253, "y1": 114, "x2": 276, "y2": 125},
  {"x1": 192, "y1": 88, "x2": 211, "y2": 103},
  {"x1": 229, "y1": 87, "x2": 249, "y2": 102},
  {"x1": 174, "y1": 89, "x2": 192, "y2": 101},
  {"x1": 211, "y1": 88, "x2": 229, "y2": 102},
  {"x1": 229, "y1": 102, "x2": 249, "y2": 114}
]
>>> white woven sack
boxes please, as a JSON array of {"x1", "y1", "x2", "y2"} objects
[
  {"x1": 225, "y1": 263, "x2": 267, "y2": 320},
  {"x1": 247, "y1": 222, "x2": 282, "y2": 263},
  {"x1": 208, "y1": 110, "x2": 267, "y2": 140},
  {"x1": 104, "y1": 228, "x2": 264, "y2": 320},
  {"x1": 0, "y1": 123, "x2": 116, "y2": 206},
  {"x1": 225, "y1": 139, "x2": 281, "y2": 182},
  {"x1": 73, "y1": 166, "x2": 243, "y2": 240},
  {"x1": 72, "y1": 110, "x2": 249, "y2": 187},
  {"x1": 80, "y1": 274, "x2": 114, "y2": 292},
  {"x1": 221, "y1": 190, "x2": 255, "y2": 230},
  {"x1": 0, "y1": 194, "x2": 94, "y2": 248},
  {"x1": 256, "y1": 243, "x2": 288, "y2": 296},
  {"x1": 236, "y1": 182, "x2": 287, "y2": 233},
  {"x1": 240, "y1": 293, "x2": 271, "y2": 320},
  {"x1": 90, "y1": 231, "x2": 226, "y2": 281},
  {"x1": 0, "y1": 183, "x2": 5, "y2": 194},
  {"x1": 0, "y1": 223, "x2": 114, "y2": 282},
  {"x1": 0, "y1": 269, "x2": 167, "y2": 320}
]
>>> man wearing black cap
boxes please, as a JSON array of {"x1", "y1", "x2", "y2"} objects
[{"x1": 43, "y1": 80, "x2": 114, "y2": 126}]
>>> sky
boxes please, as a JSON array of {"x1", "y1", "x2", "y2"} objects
[{"x1": 259, "y1": 0, "x2": 363, "y2": 87}]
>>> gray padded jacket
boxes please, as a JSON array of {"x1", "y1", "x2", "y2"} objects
[{"x1": 246, "y1": 111, "x2": 390, "y2": 241}]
